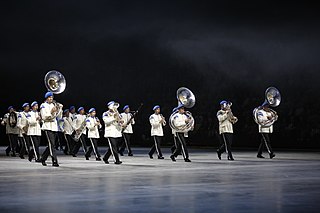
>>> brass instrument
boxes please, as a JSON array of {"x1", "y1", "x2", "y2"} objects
[
  {"x1": 44, "y1": 70, "x2": 66, "y2": 119},
  {"x1": 253, "y1": 87, "x2": 281, "y2": 127},
  {"x1": 73, "y1": 113, "x2": 90, "y2": 141},
  {"x1": 224, "y1": 101, "x2": 238, "y2": 124},
  {"x1": 108, "y1": 102, "x2": 123, "y2": 125},
  {"x1": 169, "y1": 87, "x2": 195, "y2": 132}
]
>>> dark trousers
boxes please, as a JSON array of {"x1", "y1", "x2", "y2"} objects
[
  {"x1": 173, "y1": 133, "x2": 189, "y2": 160},
  {"x1": 119, "y1": 133, "x2": 133, "y2": 155},
  {"x1": 217, "y1": 133, "x2": 233, "y2": 158},
  {"x1": 19, "y1": 135, "x2": 31, "y2": 156},
  {"x1": 72, "y1": 134, "x2": 87, "y2": 155},
  {"x1": 41, "y1": 130, "x2": 58, "y2": 163},
  {"x1": 103, "y1": 137, "x2": 121, "y2": 162},
  {"x1": 149, "y1": 136, "x2": 163, "y2": 157},
  {"x1": 6, "y1": 134, "x2": 18, "y2": 155},
  {"x1": 29, "y1": 135, "x2": 41, "y2": 161},
  {"x1": 258, "y1": 133, "x2": 273, "y2": 155},
  {"x1": 64, "y1": 134, "x2": 76, "y2": 154},
  {"x1": 86, "y1": 138, "x2": 101, "y2": 158},
  {"x1": 55, "y1": 132, "x2": 65, "y2": 150}
]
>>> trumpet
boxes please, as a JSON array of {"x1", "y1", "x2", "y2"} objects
[{"x1": 225, "y1": 102, "x2": 238, "y2": 124}]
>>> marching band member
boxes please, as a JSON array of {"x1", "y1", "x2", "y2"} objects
[
  {"x1": 71, "y1": 107, "x2": 88, "y2": 157},
  {"x1": 17, "y1": 103, "x2": 31, "y2": 159},
  {"x1": 102, "y1": 101, "x2": 123, "y2": 164},
  {"x1": 256, "y1": 103, "x2": 276, "y2": 159},
  {"x1": 62, "y1": 109, "x2": 75, "y2": 155},
  {"x1": 69, "y1": 106, "x2": 77, "y2": 121},
  {"x1": 119, "y1": 105, "x2": 135, "y2": 156},
  {"x1": 148, "y1": 105, "x2": 165, "y2": 159},
  {"x1": 40, "y1": 91, "x2": 62, "y2": 167},
  {"x1": 216, "y1": 100, "x2": 237, "y2": 161},
  {"x1": 1, "y1": 106, "x2": 19, "y2": 157},
  {"x1": 56, "y1": 112, "x2": 65, "y2": 151},
  {"x1": 27, "y1": 101, "x2": 42, "y2": 162},
  {"x1": 170, "y1": 105, "x2": 192, "y2": 162},
  {"x1": 85, "y1": 108, "x2": 102, "y2": 161}
]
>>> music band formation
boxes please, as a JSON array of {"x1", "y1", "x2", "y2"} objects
[{"x1": 0, "y1": 71, "x2": 281, "y2": 167}]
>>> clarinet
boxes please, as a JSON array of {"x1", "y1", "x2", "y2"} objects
[{"x1": 121, "y1": 103, "x2": 143, "y2": 133}]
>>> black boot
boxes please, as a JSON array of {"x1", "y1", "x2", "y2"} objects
[
  {"x1": 216, "y1": 150, "x2": 221, "y2": 160},
  {"x1": 170, "y1": 155, "x2": 176, "y2": 162},
  {"x1": 269, "y1": 153, "x2": 275, "y2": 159},
  {"x1": 257, "y1": 154, "x2": 265, "y2": 158}
]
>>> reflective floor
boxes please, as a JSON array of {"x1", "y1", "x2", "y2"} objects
[{"x1": 0, "y1": 147, "x2": 320, "y2": 213}]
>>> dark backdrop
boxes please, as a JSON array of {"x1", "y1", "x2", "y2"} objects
[{"x1": 1, "y1": 1, "x2": 320, "y2": 149}]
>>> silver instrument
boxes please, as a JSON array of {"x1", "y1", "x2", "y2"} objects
[
  {"x1": 73, "y1": 114, "x2": 90, "y2": 141},
  {"x1": 169, "y1": 87, "x2": 195, "y2": 132},
  {"x1": 223, "y1": 101, "x2": 238, "y2": 124},
  {"x1": 253, "y1": 87, "x2": 281, "y2": 127},
  {"x1": 44, "y1": 70, "x2": 66, "y2": 120},
  {"x1": 108, "y1": 102, "x2": 123, "y2": 125}
]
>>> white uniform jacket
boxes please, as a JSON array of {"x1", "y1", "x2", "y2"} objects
[
  {"x1": 73, "y1": 114, "x2": 87, "y2": 135},
  {"x1": 62, "y1": 116, "x2": 74, "y2": 135},
  {"x1": 40, "y1": 102, "x2": 59, "y2": 132},
  {"x1": 149, "y1": 113, "x2": 165, "y2": 136},
  {"x1": 17, "y1": 111, "x2": 30, "y2": 135},
  {"x1": 120, "y1": 112, "x2": 135, "y2": 134},
  {"x1": 2, "y1": 113, "x2": 19, "y2": 135},
  {"x1": 217, "y1": 110, "x2": 233, "y2": 134},
  {"x1": 257, "y1": 109, "x2": 274, "y2": 133},
  {"x1": 86, "y1": 116, "x2": 101, "y2": 138},
  {"x1": 103, "y1": 111, "x2": 122, "y2": 138},
  {"x1": 27, "y1": 111, "x2": 42, "y2": 136}
]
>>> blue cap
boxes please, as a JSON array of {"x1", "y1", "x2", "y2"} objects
[
  {"x1": 69, "y1": 106, "x2": 75, "y2": 110},
  {"x1": 107, "y1": 101, "x2": 115, "y2": 106},
  {"x1": 77, "y1": 107, "x2": 84, "y2": 112},
  {"x1": 262, "y1": 101, "x2": 269, "y2": 107},
  {"x1": 220, "y1": 100, "x2": 227, "y2": 105},
  {"x1": 31, "y1": 101, "x2": 38, "y2": 107},
  {"x1": 7, "y1": 106, "x2": 13, "y2": 111},
  {"x1": 153, "y1": 105, "x2": 160, "y2": 111},
  {"x1": 89, "y1": 108, "x2": 96, "y2": 113},
  {"x1": 123, "y1": 105, "x2": 129, "y2": 111},
  {"x1": 45, "y1": 91, "x2": 53, "y2": 99},
  {"x1": 22, "y1": 103, "x2": 30, "y2": 108},
  {"x1": 63, "y1": 109, "x2": 69, "y2": 114}
]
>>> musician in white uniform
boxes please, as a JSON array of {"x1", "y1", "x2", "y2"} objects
[
  {"x1": 170, "y1": 105, "x2": 192, "y2": 162},
  {"x1": 257, "y1": 103, "x2": 276, "y2": 159},
  {"x1": 27, "y1": 101, "x2": 42, "y2": 162},
  {"x1": 119, "y1": 105, "x2": 135, "y2": 156},
  {"x1": 85, "y1": 108, "x2": 102, "y2": 161},
  {"x1": 102, "y1": 101, "x2": 123, "y2": 164},
  {"x1": 40, "y1": 91, "x2": 62, "y2": 167},
  {"x1": 61, "y1": 109, "x2": 75, "y2": 155},
  {"x1": 216, "y1": 100, "x2": 237, "y2": 161},
  {"x1": 1, "y1": 106, "x2": 19, "y2": 157},
  {"x1": 17, "y1": 103, "x2": 31, "y2": 159},
  {"x1": 71, "y1": 107, "x2": 88, "y2": 157},
  {"x1": 148, "y1": 105, "x2": 165, "y2": 159},
  {"x1": 69, "y1": 106, "x2": 77, "y2": 121}
]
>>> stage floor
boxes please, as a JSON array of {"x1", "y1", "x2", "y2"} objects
[{"x1": 0, "y1": 147, "x2": 320, "y2": 213}]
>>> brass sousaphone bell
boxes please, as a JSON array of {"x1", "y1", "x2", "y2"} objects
[
  {"x1": 44, "y1": 70, "x2": 66, "y2": 119},
  {"x1": 169, "y1": 87, "x2": 195, "y2": 132},
  {"x1": 253, "y1": 87, "x2": 281, "y2": 127}
]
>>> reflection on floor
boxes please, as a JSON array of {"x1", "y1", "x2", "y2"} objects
[{"x1": 0, "y1": 147, "x2": 320, "y2": 213}]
